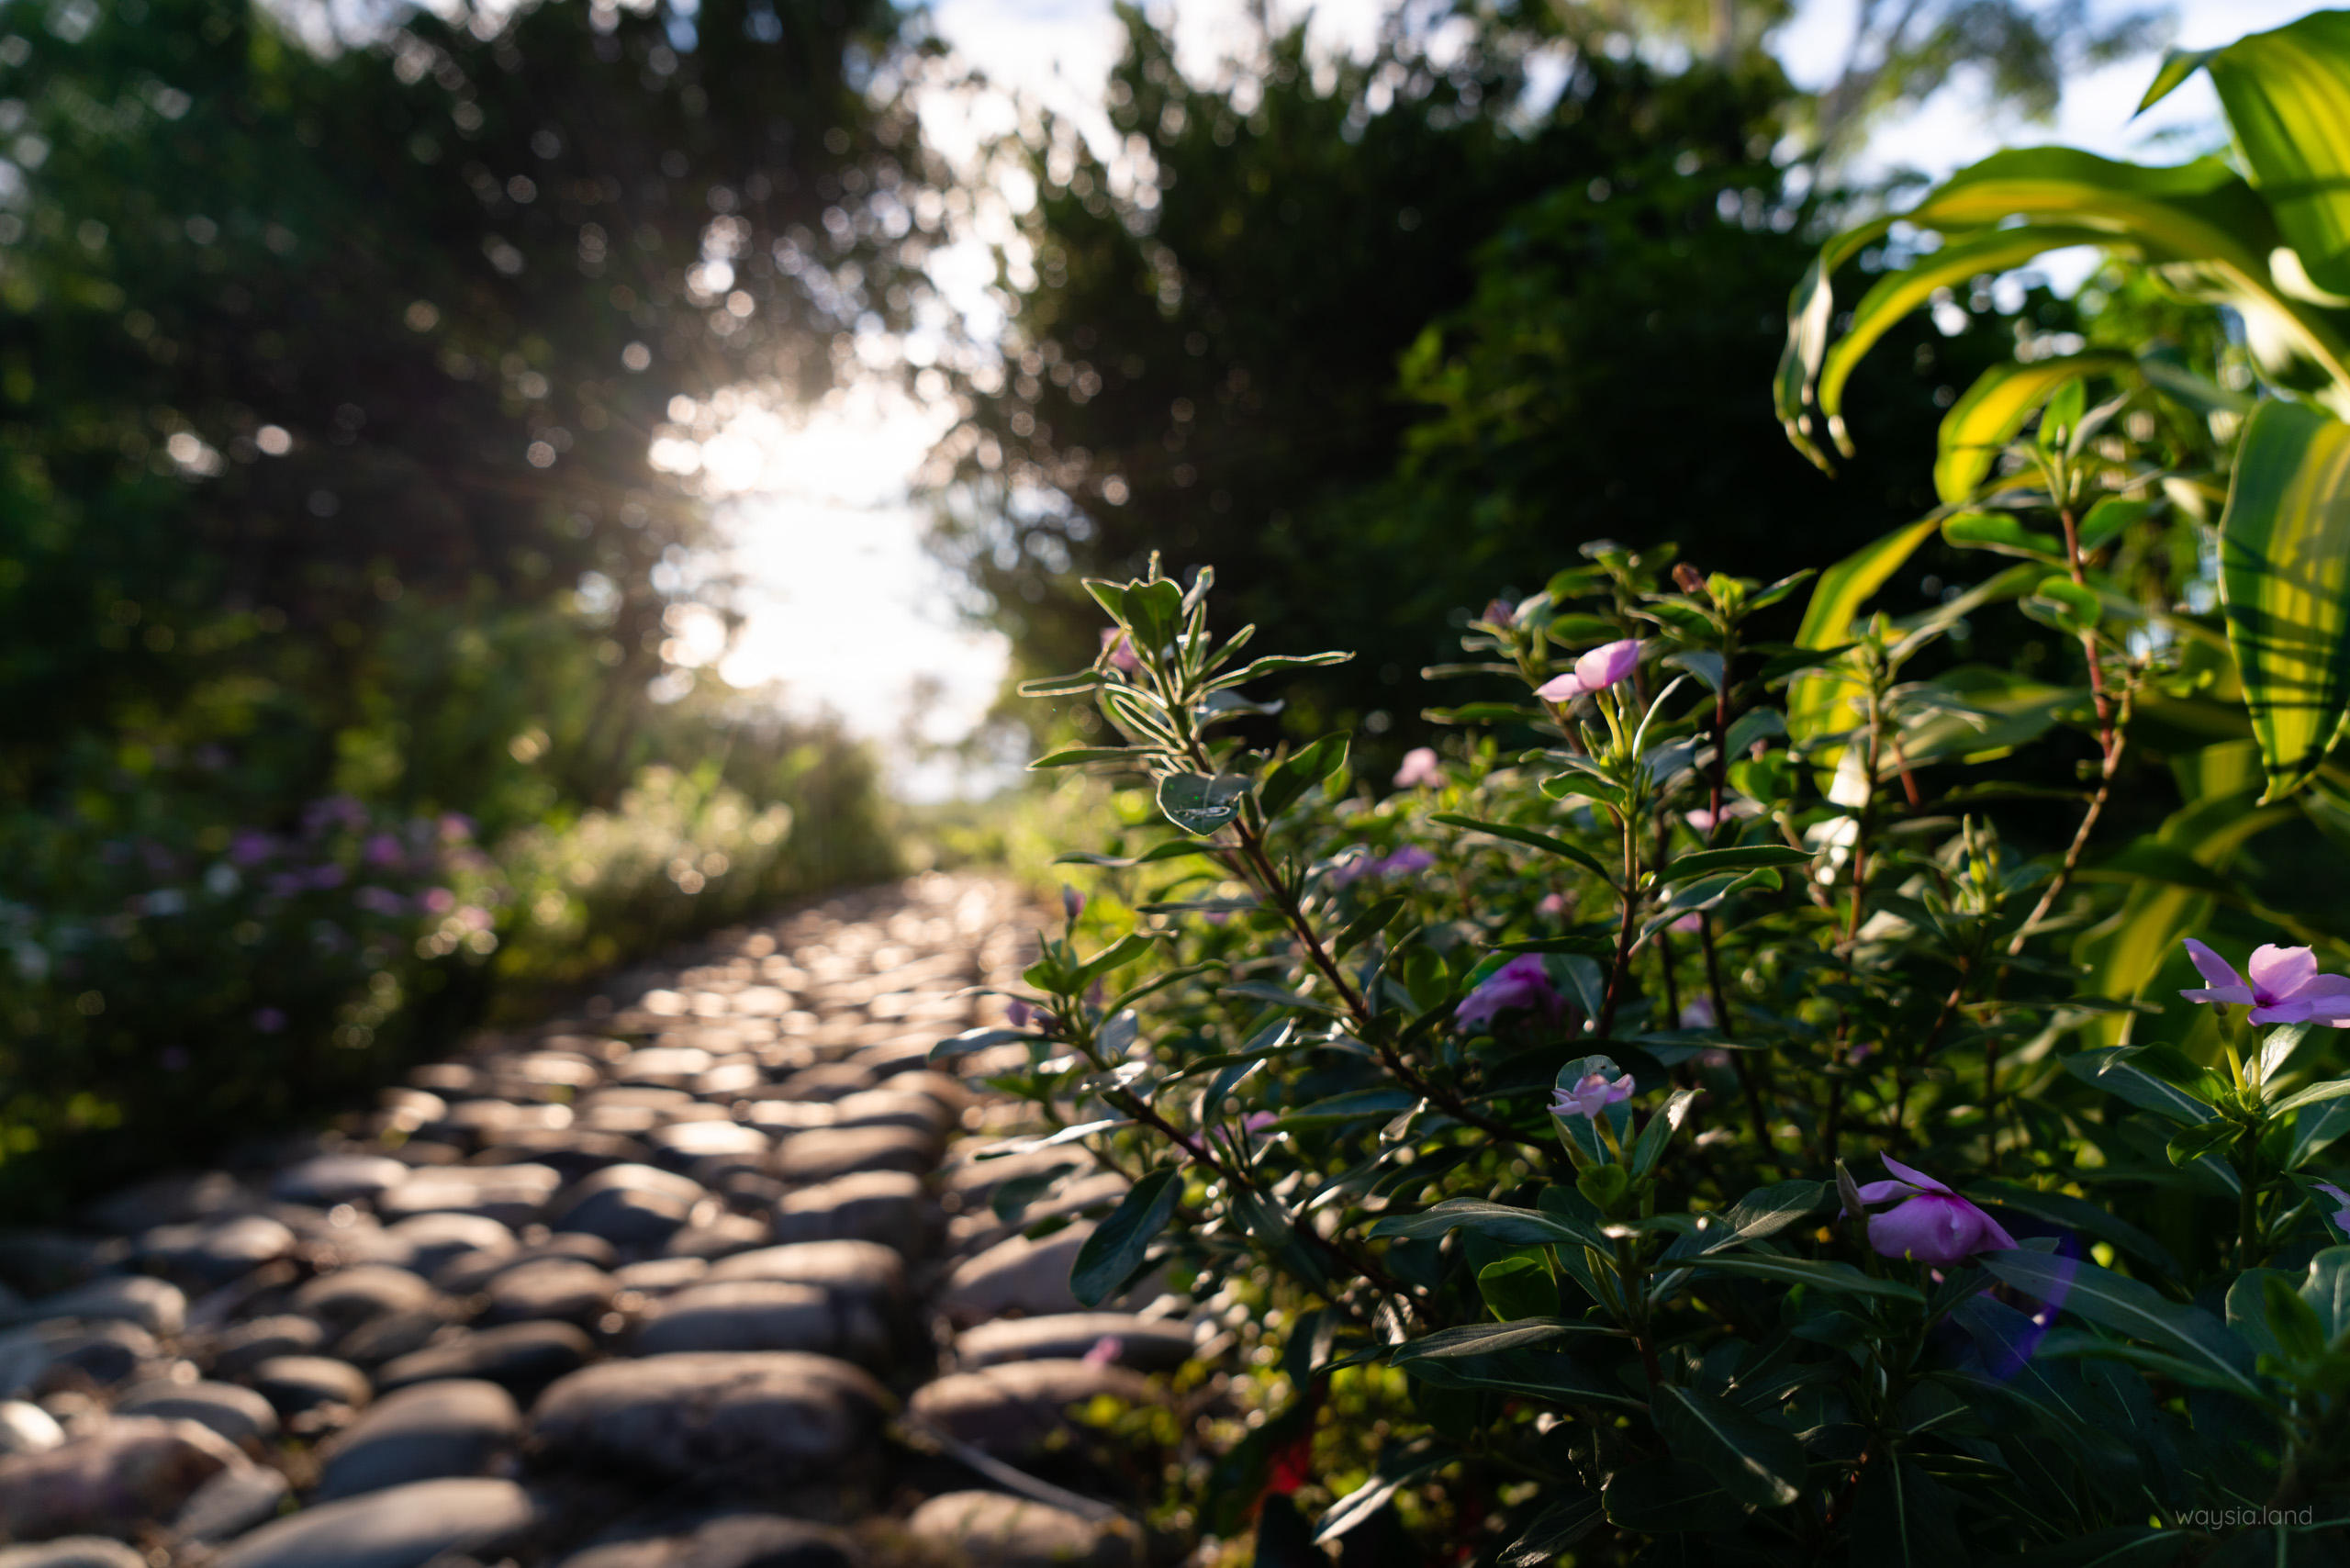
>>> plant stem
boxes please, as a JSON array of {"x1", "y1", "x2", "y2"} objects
[{"x1": 2004, "y1": 681, "x2": 2134, "y2": 957}]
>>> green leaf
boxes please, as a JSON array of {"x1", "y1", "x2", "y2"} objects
[
  {"x1": 1029, "y1": 746, "x2": 1152, "y2": 769},
  {"x1": 1220, "y1": 980, "x2": 1345, "y2": 1017},
  {"x1": 1935, "y1": 356, "x2": 2136, "y2": 506},
  {"x1": 1491, "y1": 930, "x2": 1617, "y2": 958},
  {"x1": 1016, "y1": 669, "x2": 1106, "y2": 698},
  {"x1": 2137, "y1": 44, "x2": 2228, "y2": 113},
  {"x1": 2301, "y1": 1246, "x2": 2350, "y2": 1341},
  {"x1": 1816, "y1": 227, "x2": 2118, "y2": 457},
  {"x1": 1628, "y1": 1089, "x2": 1698, "y2": 1180},
  {"x1": 1123, "y1": 577, "x2": 1183, "y2": 651},
  {"x1": 2217, "y1": 398, "x2": 2350, "y2": 801},
  {"x1": 1498, "y1": 1494, "x2": 1604, "y2": 1568},
  {"x1": 1367, "y1": 1198, "x2": 1609, "y2": 1252},
  {"x1": 1976, "y1": 1250, "x2": 2263, "y2": 1397},
  {"x1": 1311, "y1": 1447, "x2": 1451, "y2": 1545},
  {"x1": 2267, "y1": 1076, "x2": 2350, "y2": 1116},
  {"x1": 1665, "y1": 649, "x2": 1724, "y2": 692},
  {"x1": 2065, "y1": 1048, "x2": 2219, "y2": 1124},
  {"x1": 1475, "y1": 1258, "x2": 1557, "y2": 1323},
  {"x1": 2290, "y1": 1097, "x2": 2350, "y2": 1167},
  {"x1": 1942, "y1": 510, "x2": 2066, "y2": 563},
  {"x1": 931, "y1": 1026, "x2": 1040, "y2": 1062},
  {"x1": 1690, "y1": 1254, "x2": 1926, "y2": 1304},
  {"x1": 2165, "y1": 1116, "x2": 2240, "y2": 1168},
  {"x1": 2078, "y1": 496, "x2": 2154, "y2": 554},
  {"x1": 2024, "y1": 575, "x2": 2103, "y2": 634},
  {"x1": 1390, "y1": 1318, "x2": 1606, "y2": 1362},
  {"x1": 1272, "y1": 1087, "x2": 1417, "y2": 1126},
  {"x1": 1964, "y1": 1182, "x2": 2178, "y2": 1276},
  {"x1": 1069, "y1": 1166, "x2": 1181, "y2": 1306},
  {"x1": 1211, "y1": 650, "x2": 1354, "y2": 691},
  {"x1": 1052, "y1": 840, "x2": 1218, "y2": 868},
  {"x1": 1072, "y1": 931, "x2": 1156, "y2": 989},
  {"x1": 1333, "y1": 895, "x2": 1405, "y2": 960},
  {"x1": 1601, "y1": 1459, "x2": 1748, "y2": 1534},
  {"x1": 1432, "y1": 812, "x2": 1614, "y2": 882},
  {"x1": 1158, "y1": 771, "x2": 1254, "y2": 835},
  {"x1": 1259, "y1": 734, "x2": 1348, "y2": 820},
  {"x1": 1787, "y1": 518, "x2": 1938, "y2": 744},
  {"x1": 1657, "y1": 845, "x2": 1811, "y2": 883},
  {"x1": 1849, "y1": 1456, "x2": 1967, "y2": 1568},
  {"x1": 2200, "y1": 13, "x2": 2350, "y2": 296},
  {"x1": 1651, "y1": 1384, "x2": 1807, "y2": 1508}
]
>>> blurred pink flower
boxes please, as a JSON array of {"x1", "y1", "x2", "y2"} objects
[
  {"x1": 1684, "y1": 809, "x2": 1719, "y2": 834},
  {"x1": 1678, "y1": 995, "x2": 1715, "y2": 1028},
  {"x1": 1552, "y1": 1070, "x2": 1633, "y2": 1120},
  {"x1": 457, "y1": 905, "x2": 492, "y2": 931},
  {"x1": 2179, "y1": 939, "x2": 2350, "y2": 1025},
  {"x1": 1482, "y1": 599, "x2": 1515, "y2": 628},
  {"x1": 1457, "y1": 955, "x2": 1561, "y2": 1031},
  {"x1": 1062, "y1": 885, "x2": 1086, "y2": 922},
  {"x1": 422, "y1": 888, "x2": 456, "y2": 914},
  {"x1": 1082, "y1": 1336, "x2": 1124, "y2": 1367},
  {"x1": 1537, "y1": 892, "x2": 1567, "y2": 916},
  {"x1": 1393, "y1": 747, "x2": 1442, "y2": 789},
  {"x1": 1099, "y1": 627, "x2": 1139, "y2": 673},
  {"x1": 1847, "y1": 1157, "x2": 2017, "y2": 1265},
  {"x1": 364, "y1": 834, "x2": 404, "y2": 868},
  {"x1": 1006, "y1": 999, "x2": 1039, "y2": 1029},
  {"x1": 1535, "y1": 639, "x2": 1642, "y2": 704},
  {"x1": 1670, "y1": 913, "x2": 1703, "y2": 934}
]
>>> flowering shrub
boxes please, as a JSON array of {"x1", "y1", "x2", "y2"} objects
[{"x1": 942, "y1": 533, "x2": 2350, "y2": 1562}]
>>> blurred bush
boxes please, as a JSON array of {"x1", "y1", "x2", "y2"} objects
[{"x1": 0, "y1": 0, "x2": 924, "y2": 1207}]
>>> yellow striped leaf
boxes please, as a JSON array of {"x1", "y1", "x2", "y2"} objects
[
  {"x1": 1933, "y1": 355, "x2": 2135, "y2": 505},
  {"x1": 2218, "y1": 398, "x2": 2350, "y2": 800}
]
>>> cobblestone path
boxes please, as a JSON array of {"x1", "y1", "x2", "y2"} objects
[{"x1": 0, "y1": 874, "x2": 1181, "y2": 1568}]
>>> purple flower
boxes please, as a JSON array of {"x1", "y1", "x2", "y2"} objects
[
  {"x1": 306, "y1": 864, "x2": 346, "y2": 891},
  {"x1": 1062, "y1": 885, "x2": 1086, "y2": 922},
  {"x1": 1481, "y1": 599, "x2": 1515, "y2": 628},
  {"x1": 1329, "y1": 845, "x2": 1434, "y2": 888},
  {"x1": 1847, "y1": 1156, "x2": 2019, "y2": 1266},
  {"x1": 2315, "y1": 1181, "x2": 2350, "y2": 1231},
  {"x1": 229, "y1": 830, "x2": 276, "y2": 867},
  {"x1": 1678, "y1": 995, "x2": 1716, "y2": 1028},
  {"x1": 1457, "y1": 955, "x2": 1562, "y2": 1032},
  {"x1": 1379, "y1": 845, "x2": 1435, "y2": 879},
  {"x1": 1552, "y1": 1070, "x2": 1633, "y2": 1119},
  {"x1": 352, "y1": 887, "x2": 409, "y2": 917},
  {"x1": 1393, "y1": 747, "x2": 1442, "y2": 790},
  {"x1": 2179, "y1": 939, "x2": 2350, "y2": 1026},
  {"x1": 1099, "y1": 627, "x2": 1139, "y2": 673},
  {"x1": 1535, "y1": 639, "x2": 1642, "y2": 704},
  {"x1": 252, "y1": 1007, "x2": 286, "y2": 1034},
  {"x1": 1081, "y1": 1335, "x2": 1124, "y2": 1368},
  {"x1": 363, "y1": 834, "x2": 404, "y2": 868},
  {"x1": 1006, "y1": 999, "x2": 1038, "y2": 1029}
]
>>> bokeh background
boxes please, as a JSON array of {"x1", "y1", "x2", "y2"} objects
[{"x1": 0, "y1": 0, "x2": 2294, "y2": 1205}]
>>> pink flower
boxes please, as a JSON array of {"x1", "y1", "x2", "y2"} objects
[
  {"x1": 1393, "y1": 747, "x2": 1442, "y2": 789},
  {"x1": 2179, "y1": 939, "x2": 2350, "y2": 1025},
  {"x1": 1847, "y1": 1156, "x2": 2018, "y2": 1266},
  {"x1": 1099, "y1": 627, "x2": 1139, "y2": 673},
  {"x1": 1552, "y1": 1070, "x2": 1634, "y2": 1119},
  {"x1": 1456, "y1": 954, "x2": 1562, "y2": 1031},
  {"x1": 1670, "y1": 913, "x2": 1703, "y2": 934},
  {"x1": 1535, "y1": 639, "x2": 1642, "y2": 704},
  {"x1": 1082, "y1": 1335, "x2": 1124, "y2": 1367},
  {"x1": 1678, "y1": 995, "x2": 1716, "y2": 1028},
  {"x1": 1537, "y1": 892, "x2": 1566, "y2": 916},
  {"x1": 1482, "y1": 599, "x2": 1515, "y2": 628},
  {"x1": 1062, "y1": 885, "x2": 1086, "y2": 922}
]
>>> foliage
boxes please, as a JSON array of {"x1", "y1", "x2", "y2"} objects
[
  {"x1": 972, "y1": 536, "x2": 2347, "y2": 1561},
  {"x1": 0, "y1": 0, "x2": 920, "y2": 1203},
  {"x1": 944, "y1": 21, "x2": 2350, "y2": 1558},
  {"x1": 925, "y1": 4, "x2": 2076, "y2": 767}
]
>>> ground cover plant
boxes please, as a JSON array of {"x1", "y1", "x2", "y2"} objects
[{"x1": 942, "y1": 14, "x2": 2350, "y2": 1563}]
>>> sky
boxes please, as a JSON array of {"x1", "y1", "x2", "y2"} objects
[{"x1": 702, "y1": 0, "x2": 2311, "y2": 799}]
